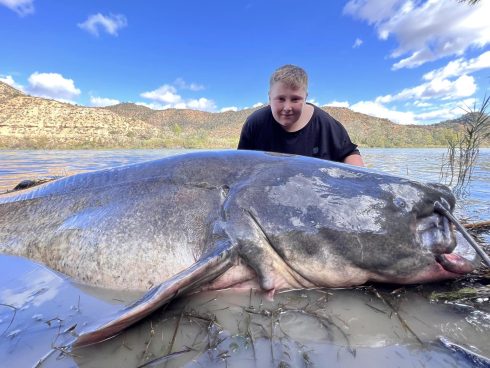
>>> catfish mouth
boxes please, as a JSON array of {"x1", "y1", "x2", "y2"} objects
[
  {"x1": 416, "y1": 213, "x2": 476, "y2": 275},
  {"x1": 435, "y1": 253, "x2": 475, "y2": 274}
]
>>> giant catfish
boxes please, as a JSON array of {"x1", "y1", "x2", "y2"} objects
[{"x1": 0, "y1": 150, "x2": 479, "y2": 347}]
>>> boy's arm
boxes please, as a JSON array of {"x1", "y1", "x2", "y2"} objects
[
  {"x1": 237, "y1": 120, "x2": 253, "y2": 149},
  {"x1": 343, "y1": 154, "x2": 365, "y2": 167}
]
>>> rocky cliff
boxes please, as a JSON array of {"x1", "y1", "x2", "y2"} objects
[{"x1": 0, "y1": 83, "x2": 158, "y2": 149}]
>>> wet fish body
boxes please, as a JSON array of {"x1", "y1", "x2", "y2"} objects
[{"x1": 0, "y1": 150, "x2": 478, "y2": 346}]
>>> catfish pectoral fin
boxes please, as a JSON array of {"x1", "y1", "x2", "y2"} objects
[{"x1": 73, "y1": 242, "x2": 234, "y2": 348}]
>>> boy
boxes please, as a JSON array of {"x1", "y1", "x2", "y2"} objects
[{"x1": 238, "y1": 65, "x2": 364, "y2": 167}]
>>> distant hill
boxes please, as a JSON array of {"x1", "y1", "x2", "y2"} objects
[
  {"x1": 0, "y1": 81, "x2": 487, "y2": 149},
  {"x1": 438, "y1": 112, "x2": 488, "y2": 129},
  {"x1": 0, "y1": 83, "x2": 158, "y2": 149},
  {"x1": 105, "y1": 103, "x2": 258, "y2": 147},
  {"x1": 0, "y1": 82, "x2": 23, "y2": 104},
  {"x1": 105, "y1": 102, "x2": 468, "y2": 149}
]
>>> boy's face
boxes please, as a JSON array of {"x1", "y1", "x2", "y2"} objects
[{"x1": 269, "y1": 81, "x2": 307, "y2": 131}]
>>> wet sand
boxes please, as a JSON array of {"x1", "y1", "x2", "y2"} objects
[{"x1": 1, "y1": 255, "x2": 488, "y2": 368}]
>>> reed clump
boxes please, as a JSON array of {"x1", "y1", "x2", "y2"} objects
[{"x1": 440, "y1": 95, "x2": 490, "y2": 195}]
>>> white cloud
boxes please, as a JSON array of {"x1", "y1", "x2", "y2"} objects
[
  {"x1": 350, "y1": 96, "x2": 482, "y2": 125},
  {"x1": 141, "y1": 83, "x2": 216, "y2": 111},
  {"x1": 185, "y1": 98, "x2": 216, "y2": 111},
  {"x1": 352, "y1": 38, "x2": 363, "y2": 48},
  {"x1": 220, "y1": 106, "x2": 238, "y2": 112},
  {"x1": 78, "y1": 13, "x2": 127, "y2": 37},
  {"x1": 0, "y1": 0, "x2": 34, "y2": 16},
  {"x1": 26, "y1": 72, "x2": 81, "y2": 102},
  {"x1": 135, "y1": 101, "x2": 168, "y2": 110},
  {"x1": 141, "y1": 85, "x2": 182, "y2": 104},
  {"x1": 453, "y1": 97, "x2": 479, "y2": 112},
  {"x1": 377, "y1": 74, "x2": 476, "y2": 103},
  {"x1": 344, "y1": 0, "x2": 490, "y2": 69},
  {"x1": 415, "y1": 107, "x2": 461, "y2": 122},
  {"x1": 343, "y1": 0, "x2": 402, "y2": 25},
  {"x1": 174, "y1": 78, "x2": 205, "y2": 91},
  {"x1": 324, "y1": 100, "x2": 350, "y2": 108},
  {"x1": 0, "y1": 74, "x2": 24, "y2": 90},
  {"x1": 413, "y1": 101, "x2": 432, "y2": 108},
  {"x1": 423, "y1": 51, "x2": 490, "y2": 81},
  {"x1": 413, "y1": 98, "x2": 477, "y2": 122},
  {"x1": 90, "y1": 96, "x2": 120, "y2": 107},
  {"x1": 252, "y1": 102, "x2": 264, "y2": 108},
  {"x1": 350, "y1": 100, "x2": 416, "y2": 125}
]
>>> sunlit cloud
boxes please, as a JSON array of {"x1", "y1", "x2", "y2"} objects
[
  {"x1": 0, "y1": 0, "x2": 34, "y2": 16},
  {"x1": 344, "y1": 0, "x2": 490, "y2": 69},
  {"x1": 220, "y1": 106, "x2": 238, "y2": 112},
  {"x1": 0, "y1": 74, "x2": 24, "y2": 90},
  {"x1": 135, "y1": 101, "x2": 167, "y2": 110},
  {"x1": 413, "y1": 101, "x2": 432, "y2": 108},
  {"x1": 141, "y1": 84, "x2": 182, "y2": 104},
  {"x1": 324, "y1": 100, "x2": 350, "y2": 108},
  {"x1": 26, "y1": 72, "x2": 80, "y2": 103},
  {"x1": 90, "y1": 96, "x2": 120, "y2": 107},
  {"x1": 350, "y1": 95, "x2": 483, "y2": 125},
  {"x1": 174, "y1": 78, "x2": 205, "y2": 91},
  {"x1": 352, "y1": 38, "x2": 363, "y2": 48},
  {"x1": 141, "y1": 80, "x2": 216, "y2": 111},
  {"x1": 422, "y1": 51, "x2": 490, "y2": 81},
  {"x1": 377, "y1": 74, "x2": 476, "y2": 103},
  {"x1": 350, "y1": 100, "x2": 416, "y2": 125},
  {"x1": 78, "y1": 13, "x2": 127, "y2": 37},
  {"x1": 182, "y1": 98, "x2": 216, "y2": 111}
]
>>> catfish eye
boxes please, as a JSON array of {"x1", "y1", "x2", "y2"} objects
[{"x1": 394, "y1": 198, "x2": 406, "y2": 209}]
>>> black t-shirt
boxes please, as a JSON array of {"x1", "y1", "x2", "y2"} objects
[{"x1": 237, "y1": 104, "x2": 359, "y2": 162}]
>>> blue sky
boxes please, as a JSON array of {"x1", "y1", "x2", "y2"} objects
[{"x1": 1, "y1": 0, "x2": 489, "y2": 125}]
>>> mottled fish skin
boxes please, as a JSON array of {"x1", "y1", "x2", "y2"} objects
[
  {"x1": 0, "y1": 150, "x2": 478, "y2": 346},
  {"x1": 0, "y1": 150, "x2": 475, "y2": 290}
]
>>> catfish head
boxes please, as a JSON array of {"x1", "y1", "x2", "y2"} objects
[{"x1": 239, "y1": 156, "x2": 479, "y2": 288}]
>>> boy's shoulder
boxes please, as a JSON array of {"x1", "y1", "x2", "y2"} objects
[
  {"x1": 311, "y1": 105, "x2": 344, "y2": 127},
  {"x1": 249, "y1": 104, "x2": 271, "y2": 117},
  {"x1": 246, "y1": 105, "x2": 273, "y2": 125}
]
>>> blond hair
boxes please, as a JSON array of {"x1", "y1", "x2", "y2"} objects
[{"x1": 269, "y1": 64, "x2": 308, "y2": 91}]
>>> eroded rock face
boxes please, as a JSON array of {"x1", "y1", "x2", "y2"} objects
[{"x1": 0, "y1": 95, "x2": 158, "y2": 148}]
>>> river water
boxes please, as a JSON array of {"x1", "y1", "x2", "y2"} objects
[{"x1": 0, "y1": 148, "x2": 489, "y2": 367}]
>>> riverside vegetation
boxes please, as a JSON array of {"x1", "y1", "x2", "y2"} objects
[
  {"x1": 0, "y1": 81, "x2": 488, "y2": 150},
  {"x1": 440, "y1": 96, "x2": 490, "y2": 195}
]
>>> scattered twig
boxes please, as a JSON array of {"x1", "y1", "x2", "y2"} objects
[
  {"x1": 244, "y1": 313, "x2": 257, "y2": 367},
  {"x1": 33, "y1": 323, "x2": 79, "y2": 368},
  {"x1": 0, "y1": 303, "x2": 17, "y2": 336},
  {"x1": 368, "y1": 286, "x2": 424, "y2": 346},
  {"x1": 165, "y1": 310, "x2": 184, "y2": 364},
  {"x1": 464, "y1": 220, "x2": 490, "y2": 231},
  {"x1": 270, "y1": 309, "x2": 275, "y2": 365},
  {"x1": 141, "y1": 321, "x2": 155, "y2": 362},
  {"x1": 364, "y1": 303, "x2": 388, "y2": 314},
  {"x1": 195, "y1": 296, "x2": 217, "y2": 308},
  {"x1": 136, "y1": 347, "x2": 192, "y2": 368}
]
